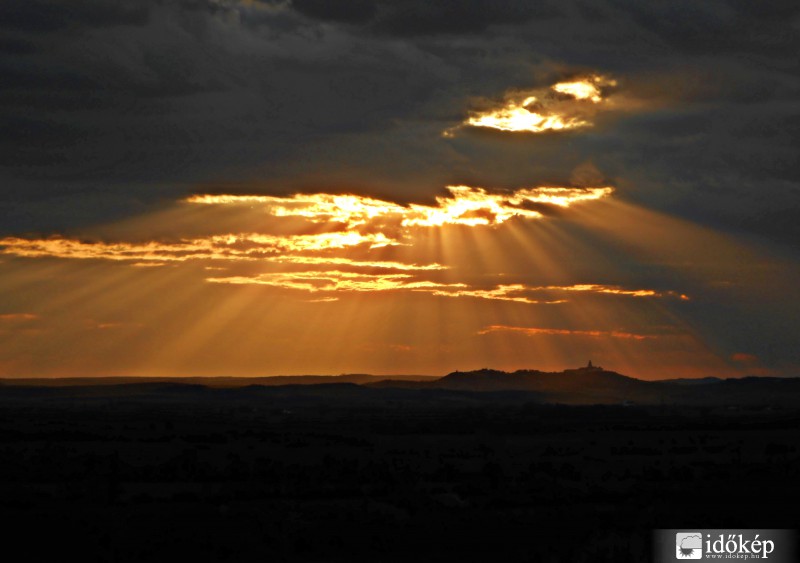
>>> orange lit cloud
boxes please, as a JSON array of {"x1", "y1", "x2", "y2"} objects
[
  {"x1": 0, "y1": 185, "x2": 686, "y2": 313},
  {"x1": 187, "y1": 185, "x2": 613, "y2": 228},
  {"x1": 206, "y1": 272, "x2": 679, "y2": 305},
  {"x1": 478, "y1": 325, "x2": 662, "y2": 341},
  {"x1": 532, "y1": 284, "x2": 690, "y2": 300},
  {"x1": 425, "y1": 282, "x2": 685, "y2": 304},
  {"x1": 206, "y1": 270, "x2": 464, "y2": 294},
  {"x1": 206, "y1": 272, "x2": 565, "y2": 304},
  {"x1": 551, "y1": 76, "x2": 613, "y2": 102},
  {"x1": 271, "y1": 256, "x2": 446, "y2": 271},
  {"x1": 450, "y1": 74, "x2": 617, "y2": 135},
  {"x1": 186, "y1": 193, "x2": 407, "y2": 228},
  {"x1": 404, "y1": 186, "x2": 612, "y2": 226},
  {"x1": 729, "y1": 353, "x2": 776, "y2": 376},
  {"x1": 731, "y1": 353, "x2": 759, "y2": 364},
  {"x1": 0, "y1": 232, "x2": 398, "y2": 263},
  {"x1": 426, "y1": 284, "x2": 566, "y2": 305},
  {"x1": 87, "y1": 320, "x2": 144, "y2": 330},
  {"x1": 0, "y1": 313, "x2": 38, "y2": 321}
]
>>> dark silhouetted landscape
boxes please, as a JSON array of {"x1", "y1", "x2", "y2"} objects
[{"x1": 2, "y1": 366, "x2": 799, "y2": 561}]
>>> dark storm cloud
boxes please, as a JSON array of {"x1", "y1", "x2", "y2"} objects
[
  {"x1": 283, "y1": 0, "x2": 799, "y2": 56},
  {"x1": 0, "y1": 0, "x2": 150, "y2": 33},
  {"x1": 291, "y1": 0, "x2": 377, "y2": 24},
  {"x1": 1, "y1": 0, "x2": 799, "y2": 251},
  {"x1": 0, "y1": 37, "x2": 37, "y2": 55},
  {"x1": 611, "y1": 0, "x2": 800, "y2": 57},
  {"x1": 368, "y1": 0, "x2": 561, "y2": 36},
  {"x1": 284, "y1": 0, "x2": 564, "y2": 34}
]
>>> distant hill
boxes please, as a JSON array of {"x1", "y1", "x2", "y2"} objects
[{"x1": 375, "y1": 366, "x2": 661, "y2": 404}]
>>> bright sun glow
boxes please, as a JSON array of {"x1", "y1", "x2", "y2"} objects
[
  {"x1": 464, "y1": 99, "x2": 589, "y2": 133},
  {"x1": 454, "y1": 74, "x2": 617, "y2": 134},
  {"x1": 551, "y1": 74, "x2": 616, "y2": 102}
]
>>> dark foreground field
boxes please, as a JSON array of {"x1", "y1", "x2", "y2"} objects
[{"x1": 0, "y1": 385, "x2": 798, "y2": 562}]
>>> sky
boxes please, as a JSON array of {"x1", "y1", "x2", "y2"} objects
[{"x1": 1, "y1": 0, "x2": 799, "y2": 379}]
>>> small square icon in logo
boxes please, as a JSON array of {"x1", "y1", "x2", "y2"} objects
[{"x1": 676, "y1": 532, "x2": 703, "y2": 559}]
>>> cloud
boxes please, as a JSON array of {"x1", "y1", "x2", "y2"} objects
[
  {"x1": 449, "y1": 74, "x2": 618, "y2": 135},
  {"x1": 270, "y1": 256, "x2": 446, "y2": 271},
  {"x1": 680, "y1": 534, "x2": 703, "y2": 550},
  {"x1": 0, "y1": 0, "x2": 150, "y2": 33},
  {"x1": 86, "y1": 320, "x2": 144, "y2": 331},
  {"x1": 0, "y1": 232, "x2": 399, "y2": 262},
  {"x1": 287, "y1": 0, "x2": 562, "y2": 36},
  {"x1": 0, "y1": 0, "x2": 798, "y2": 378},
  {"x1": 305, "y1": 296, "x2": 339, "y2": 303},
  {"x1": 0, "y1": 183, "x2": 614, "y2": 268},
  {"x1": 290, "y1": 0, "x2": 376, "y2": 24},
  {"x1": 423, "y1": 282, "x2": 686, "y2": 304},
  {"x1": 616, "y1": 1, "x2": 800, "y2": 57},
  {"x1": 3, "y1": 0, "x2": 798, "y2": 249},
  {"x1": 206, "y1": 272, "x2": 569, "y2": 304},
  {"x1": 188, "y1": 185, "x2": 614, "y2": 228},
  {"x1": 206, "y1": 271, "x2": 680, "y2": 305},
  {"x1": 534, "y1": 284, "x2": 689, "y2": 300},
  {"x1": 731, "y1": 352, "x2": 758, "y2": 364},
  {"x1": 404, "y1": 186, "x2": 613, "y2": 226},
  {"x1": 0, "y1": 313, "x2": 39, "y2": 322},
  {"x1": 186, "y1": 193, "x2": 409, "y2": 228},
  {"x1": 426, "y1": 285, "x2": 566, "y2": 305},
  {"x1": 207, "y1": 270, "x2": 463, "y2": 293},
  {"x1": 478, "y1": 325, "x2": 667, "y2": 340}
]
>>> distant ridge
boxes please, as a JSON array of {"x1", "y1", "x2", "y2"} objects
[
  {"x1": 0, "y1": 373, "x2": 436, "y2": 388},
  {"x1": 370, "y1": 366, "x2": 800, "y2": 406},
  {"x1": 2, "y1": 367, "x2": 800, "y2": 407}
]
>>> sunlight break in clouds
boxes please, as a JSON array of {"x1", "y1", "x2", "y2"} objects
[
  {"x1": 187, "y1": 185, "x2": 614, "y2": 228},
  {"x1": 450, "y1": 74, "x2": 617, "y2": 135},
  {"x1": 0, "y1": 185, "x2": 687, "y2": 311},
  {"x1": 0, "y1": 183, "x2": 682, "y2": 312},
  {"x1": 0, "y1": 185, "x2": 612, "y2": 265}
]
